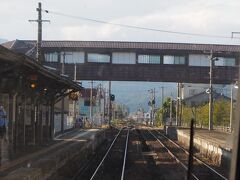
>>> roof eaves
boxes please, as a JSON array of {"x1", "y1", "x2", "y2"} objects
[{"x1": 0, "y1": 45, "x2": 82, "y2": 91}]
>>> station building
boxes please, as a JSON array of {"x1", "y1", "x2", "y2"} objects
[{"x1": 0, "y1": 45, "x2": 82, "y2": 148}]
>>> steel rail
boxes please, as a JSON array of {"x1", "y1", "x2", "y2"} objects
[
  {"x1": 89, "y1": 128, "x2": 123, "y2": 180},
  {"x1": 147, "y1": 129, "x2": 199, "y2": 180},
  {"x1": 154, "y1": 130, "x2": 228, "y2": 180},
  {"x1": 121, "y1": 129, "x2": 129, "y2": 180}
]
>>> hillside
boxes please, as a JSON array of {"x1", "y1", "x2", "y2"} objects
[{"x1": 83, "y1": 81, "x2": 177, "y2": 113}]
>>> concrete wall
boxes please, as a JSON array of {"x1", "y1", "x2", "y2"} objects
[{"x1": 168, "y1": 128, "x2": 232, "y2": 167}]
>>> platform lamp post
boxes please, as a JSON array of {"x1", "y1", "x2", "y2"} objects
[
  {"x1": 208, "y1": 51, "x2": 219, "y2": 131},
  {"x1": 230, "y1": 81, "x2": 238, "y2": 133}
]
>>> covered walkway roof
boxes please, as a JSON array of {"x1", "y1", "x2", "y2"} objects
[{"x1": 3, "y1": 40, "x2": 240, "y2": 53}]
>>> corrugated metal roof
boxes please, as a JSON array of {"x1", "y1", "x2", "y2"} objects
[
  {"x1": 3, "y1": 40, "x2": 240, "y2": 53},
  {"x1": 39, "y1": 41, "x2": 240, "y2": 52}
]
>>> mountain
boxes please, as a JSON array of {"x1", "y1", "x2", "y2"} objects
[
  {"x1": 83, "y1": 81, "x2": 177, "y2": 113},
  {"x1": 112, "y1": 81, "x2": 177, "y2": 112}
]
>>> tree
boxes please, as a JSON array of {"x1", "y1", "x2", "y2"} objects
[
  {"x1": 155, "y1": 97, "x2": 176, "y2": 126},
  {"x1": 155, "y1": 108, "x2": 163, "y2": 126},
  {"x1": 181, "y1": 98, "x2": 230, "y2": 128},
  {"x1": 162, "y1": 97, "x2": 176, "y2": 118},
  {"x1": 213, "y1": 98, "x2": 230, "y2": 127}
]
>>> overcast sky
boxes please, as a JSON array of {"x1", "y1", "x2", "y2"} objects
[{"x1": 1, "y1": 0, "x2": 240, "y2": 44}]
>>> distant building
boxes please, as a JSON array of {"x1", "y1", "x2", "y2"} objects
[
  {"x1": 54, "y1": 96, "x2": 78, "y2": 132},
  {"x1": 181, "y1": 83, "x2": 237, "y2": 106},
  {"x1": 136, "y1": 109, "x2": 144, "y2": 123},
  {"x1": 181, "y1": 83, "x2": 227, "y2": 99},
  {"x1": 183, "y1": 91, "x2": 230, "y2": 106},
  {"x1": 79, "y1": 88, "x2": 105, "y2": 126}
]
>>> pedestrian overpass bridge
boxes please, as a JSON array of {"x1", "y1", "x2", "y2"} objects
[{"x1": 3, "y1": 40, "x2": 240, "y2": 84}]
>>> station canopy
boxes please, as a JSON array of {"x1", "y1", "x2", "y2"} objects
[{"x1": 0, "y1": 45, "x2": 82, "y2": 100}]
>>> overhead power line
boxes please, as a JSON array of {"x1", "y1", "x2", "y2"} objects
[{"x1": 43, "y1": 9, "x2": 239, "y2": 40}]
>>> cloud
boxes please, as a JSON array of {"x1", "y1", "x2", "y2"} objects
[
  {"x1": 58, "y1": 2, "x2": 240, "y2": 44},
  {"x1": 1, "y1": 0, "x2": 240, "y2": 44},
  {"x1": 60, "y1": 24, "x2": 121, "y2": 40}
]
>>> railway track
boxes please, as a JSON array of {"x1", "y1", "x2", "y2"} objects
[
  {"x1": 139, "y1": 129, "x2": 187, "y2": 180},
  {"x1": 88, "y1": 127, "x2": 129, "y2": 180},
  {"x1": 148, "y1": 129, "x2": 228, "y2": 180},
  {"x1": 64, "y1": 126, "x2": 228, "y2": 180}
]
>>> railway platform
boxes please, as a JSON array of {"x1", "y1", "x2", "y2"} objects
[
  {"x1": 165, "y1": 126, "x2": 232, "y2": 168},
  {"x1": 178, "y1": 128, "x2": 232, "y2": 150},
  {"x1": 0, "y1": 128, "x2": 104, "y2": 180}
]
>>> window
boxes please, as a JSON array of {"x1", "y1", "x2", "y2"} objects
[
  {"x1": 215, "y1": 57, "x2": 235, "y2": 67},
  {"x1": 225, "y1": 58, "x2": 235, "y2": 66},
  {"x1": 112, "y1": 52, "x2": 136, "y2": 64},
  {"x1": 163, "y1": 55, "x2": 185, "y2": 64},
  {"x1": 174, "y1": 56, "x2": 185, "y2": 64},
  {"x1": 138, "y1": 55, "x2": 161, "y2": 64},
  {"x1": 73, "y1": 52, "x2": 85, "y2": 63},
  {"x1": 44, "y1": 52, "x2": 58, "y2": 62},
  {"x1": 88, "y1": 53, "x2": 110, "y2": 63},
  {"x1": 164, "y1": 56, "x2": 174, "y2": 64},
  {"x1": 189, "y1": 54, "x2": 209, "y2": 66},
  {"x1": 61, "y1": 52, "x2": 84, "y2": 64}
]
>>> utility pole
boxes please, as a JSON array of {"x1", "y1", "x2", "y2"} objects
[
  {"x1": 161, "y1": 86, "x2": 164, "y2": 124},
  {"x1": 60, "y1": 52, "x2": 72, "y2": 74},
  {"x1": 73, "y1": 64, "x2": 77, "y2": 124},
  {"x1": 148, "y1": 89, "x2": 155, "y2": 126},
  {"x1": 230, "y1": 84, "x2": 233, "y2": 132},
  {"x1": 209, "y1": 51, "x2": 214, "y2": 130},
  {"x1": 108, "y1": 81, "x2": 112, "y2": 127},
  {"x1": 99, "y1": 84, "x2": 102, "y2": 126},
  {"x1": 90, "y1": 80, "x2": 93, "y2": 126},
  {"x1": 29, "y1": 2, "x2": 50, "y2": 63},
  {"x1": 103, "y1": 88, "x2": 106, "y2": 123},
  {"x1": 170, "y1": 92, "x2": 173, "y2": 126},
  {"x1": 112, "y1": 102, "x2": 115, "y2": 121},
  {"x1": 179, "y1": 83, "x2": 183, "y2": 126},
  {"x1": 153, "y1": 88, "x2": 156, "y2": 126},
  {"x1": 148, "y1": 89, "x2": 153, "y2": 126},
  {"x1": 176, "y1": 83, "x2": 180, "y2": 126},
  {"x1": 62, "y1": 53, "x2": 65, "y2": 74},
  {"x1": 74, "y1": 64, "x2": 77, "y2": 81},
  {"x1": 161, "y1": 87, "x2": 164, "y2": 107},
  {"x1": 208, "y1": 50, "x2": 217, "y2": 131},
  {"x1": 230, "y1": 82, "x2": 238, "y2": 132},
  {"x1": 60, "y1": 53, "x2": 65, "y2": 133},
  {"x1": 59, "y1": 52, "x2": 71, "y2": 133}
]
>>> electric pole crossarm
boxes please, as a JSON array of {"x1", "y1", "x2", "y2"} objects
[
  {"x1": 28, "y1": 2, "x2": 50, "y2": 63},
  {"x1": 29, "y1": 20, "x2": 50, "y2": 22}
]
